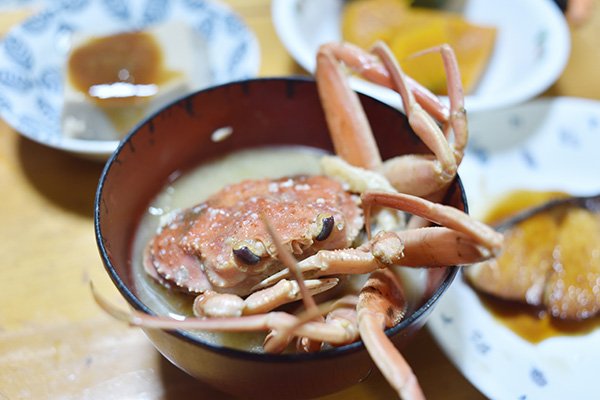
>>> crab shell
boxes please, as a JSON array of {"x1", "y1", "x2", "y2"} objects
[{"x1": 144, "y1": 175, "x2": 363, "y2": 296}]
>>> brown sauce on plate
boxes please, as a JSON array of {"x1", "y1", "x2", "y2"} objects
[
  {"x1": 67, "y1": 31, "x2": 181, "y2": 131},
  {"x1": 479, "y1": 293, "x2": 600, "y2": 343}
]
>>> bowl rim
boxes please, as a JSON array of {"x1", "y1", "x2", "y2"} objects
[{"x1": 94, "y1": 76, "x2": 462, "y2": 363}]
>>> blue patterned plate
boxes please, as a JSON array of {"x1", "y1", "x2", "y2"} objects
[
  {"x1": 272, "y1": 0, "x2": 570, "y2": 113},
  {"x1": 0, "y1": 1, "x2": 39, "y2": 10},
  {"x1": 429, "y1": 97, "x2": 600, "y2": 400},
  {"x1": 0, "y1": 0, "x2": 260, "y2": 159}
]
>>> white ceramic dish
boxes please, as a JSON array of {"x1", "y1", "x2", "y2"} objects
[
  {"x1": 0, "y1": 0, "x2": 260, "y2": 160},
  {"x1": 428, "y1": 97, "x2": 600, "y2": 400},
  {"x1": 271, "y1": 0, "x2": 570, "y2": 113}
]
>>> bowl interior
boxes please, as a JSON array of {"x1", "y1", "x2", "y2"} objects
[{"x1": 95, "y1": 77, "x2": 462, "y2": 394}]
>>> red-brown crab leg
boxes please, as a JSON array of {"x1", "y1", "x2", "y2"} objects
[
  {"x1": 91, "y1": 284, "x2": 357, "y2": 347},
  {"x1": 357, "y1": 269, "x2": 424, "y2": 400},
  {"x1": 316, "y1": 43, "x2": 383, "y2": 170},
  {"x1": 318, "y1": 42, "x2": 448, "y2": 122},
  {"x1": 373, "y1": 43, "x2": 467, "y2": 199},
  {"x1": 263, "y1": 295, "x2": 360, "y2": 353},
  {"x1": 264, "y1": 270, "x2": 426, "y2": 399},
  {"x1": 255, "y1": 191, "x2": 503, "y2": 288},
  {"x1": 317, "y1": 41, "x2": 467, "y2": 200},
  {"x1": 193, "y1": 278, "x2": 338, "y2": 318}
]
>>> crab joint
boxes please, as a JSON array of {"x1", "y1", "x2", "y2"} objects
[{"x1": 315, "y1": 214, "x2": 335, "y2": 241}]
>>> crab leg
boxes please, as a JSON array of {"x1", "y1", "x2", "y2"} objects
[
  {"x1": 193, "y1": 278, "x2": 338, "y2": 318},
  {"x1": 373, "y1": 43, "x2": 467, "y2": 198},
  {"x1": 255, "y1": 191, "x2": 502, "y2": 287},
  {"x1": 357, "y1": 269, "x2": 424, "y2": 400},
  {"x1": 317, "y1": 41, "x2": 467, "y2": 200},
  {"x1": 362, "y1": 191, "x2": 503, "y2": 253},
  {"x1": 261, "y1": 214, "x2": 326, "y2": 352},
  {"x1": 264, "y1": 295, "x2": 360, "y2": 353},
  {"x1": 91, "y1": 284, "x2": 355, "y2": 347},
  {"x1": 318, "y1": 42, "x2": 448, "y2": 122},
  {"x1": 316, "y1": 43, "x2": 383, "y2": 170}
]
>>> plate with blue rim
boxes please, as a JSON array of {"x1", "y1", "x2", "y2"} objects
[
  {"x1": 428, "y1": 97, "x2": 600, "y2": 400},
  {"x1": 0, "y1": 0, "x2": 260, "y2": 159}
]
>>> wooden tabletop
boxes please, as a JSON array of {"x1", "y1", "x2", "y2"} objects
[{"x1": 1, "y1": 1, "x2": 599, "y2": 399}]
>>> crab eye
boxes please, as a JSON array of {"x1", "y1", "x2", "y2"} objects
[
  {"x1": 315, "y1": 214, "x2": 334, "y2": 241},
  {"x1": 232, "y1": 246, "x2": 262, "y2": 265}
]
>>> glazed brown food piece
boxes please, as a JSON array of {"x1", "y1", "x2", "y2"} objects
[
  {"x1": 544, "y1": 209, "x2": 600, "y2": 319},
  {"x1": 465, "y1": 213, "x2": 558, "y2": 306},
  {"x1": 465, "y1": 196, "x2": 600, "y2": 321}
]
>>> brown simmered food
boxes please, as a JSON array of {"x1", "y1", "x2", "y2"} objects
[{"x1": 465, "y1": 193, "x2": 600, "y2": 320}]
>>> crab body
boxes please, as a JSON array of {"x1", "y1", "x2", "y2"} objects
[{"x1": 144, "y1": 175, "x2": 363, "y2": 297}]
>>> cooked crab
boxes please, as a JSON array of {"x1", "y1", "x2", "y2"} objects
[{"x1": 96, "y1": 41, "x2": 503, "y2": 399}]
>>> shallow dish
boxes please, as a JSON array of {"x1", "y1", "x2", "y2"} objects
[
  {"x1": 428, "y1": 97, "x2": 600, "y2": 400},
  {"x1": 271, "y1": 0, "x2": 570, "y2": 113},
  {"x1": 95, "y1": 77, "x2": 463, "y2": 399},
  {"x1": 0, "y1": 0, "x2": 259, "y2": 160}
]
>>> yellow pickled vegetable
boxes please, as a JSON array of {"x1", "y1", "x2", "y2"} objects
[{"x1": 342, "y1": 0, "x2": 497, "y2": 94}]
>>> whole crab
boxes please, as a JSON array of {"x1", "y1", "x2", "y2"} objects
[{"x1": 97, "y1": 42, "x2": 503, "y2": 399}]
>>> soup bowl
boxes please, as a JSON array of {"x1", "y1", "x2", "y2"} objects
[{"x1": 94, "y1": 77, "x2": 464, "y2": 399}]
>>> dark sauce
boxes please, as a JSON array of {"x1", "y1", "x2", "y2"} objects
[{"x1": 479, "y1": 293, "x2": 600, "y2": 343}]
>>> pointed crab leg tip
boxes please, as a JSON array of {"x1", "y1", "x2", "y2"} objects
[{"x1": 90, "y1": 283, "x2": 136, "y2": 325}]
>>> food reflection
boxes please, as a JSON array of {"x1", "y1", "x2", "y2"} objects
[
  {"x1": 465, "y1": 190, "x2": 600, "y2": 340},
  {"x1": 341, "y1": 0, "x2": 496, "y2": 94}
]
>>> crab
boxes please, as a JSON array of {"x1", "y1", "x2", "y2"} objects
[{"x1": 96, "y1": 41, "x2": 503, "y2": 399}]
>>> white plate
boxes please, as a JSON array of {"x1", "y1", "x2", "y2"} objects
[
  {"x1": 428, "y1": 97, "x2": 600, "y2": 400},
  {"x1": 0, "y1": 0, "x2": 260, "y2": 159},
  {"x1": 271, "y1": 0, "x2": 570, "y2": 113}
]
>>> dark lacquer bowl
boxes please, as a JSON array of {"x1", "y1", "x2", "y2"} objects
[{"x1": 94, "y1": 77, "x2": 463, "y2": 399}]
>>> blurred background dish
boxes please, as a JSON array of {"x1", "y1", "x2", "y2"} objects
[
  {"x1": 0, "y1": 0, "x2": 40, "y2": 11},
  {"x1": 0, "y1": 0, "x2": 260, "y2": 160},
  {"x1": 428, "y1": 97, "x2": 600, "y2": 400},
  {"x1": 272, "y1": 0, "x2": 570, "y2": 112}
]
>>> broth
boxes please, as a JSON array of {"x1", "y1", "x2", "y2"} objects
[{"x1": 131, "y1": 146, "x2": 428, "y2": 351}]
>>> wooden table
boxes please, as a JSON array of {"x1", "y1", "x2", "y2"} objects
[{"x1": 1, "y1": 1, "x2": 599, "y2": 398}]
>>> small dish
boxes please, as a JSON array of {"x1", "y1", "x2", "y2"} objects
[
  {"x1": 95, "y1": 77, "x2": 463, "y2": 399},
  {"x1": 0, "y1": 0, "x2": 260, "y2": 160},
  {"x1": 428, "y1": 97, "x2": 600, "y2": 400},
  {"x1": 271, "y1": 0, "x2": 570, "y2": 113}
]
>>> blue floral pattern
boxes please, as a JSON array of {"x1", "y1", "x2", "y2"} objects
[
  {"x1": 101, "y1": 0, "x2": 130, "y2": 21},
  {"x1": 0, "y1": 0, "x2": 259, "y2": 156}
]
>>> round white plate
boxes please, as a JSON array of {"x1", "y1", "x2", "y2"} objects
[
  {"x1": 271, "y1": 0, "x2": 570, "y2": 113},
  {"x1": 0, "y1": 0, "x2": 260, "y2": 159},
  {"x1": 428, "y1": 97, "x2": 600, "y2": 400}
]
